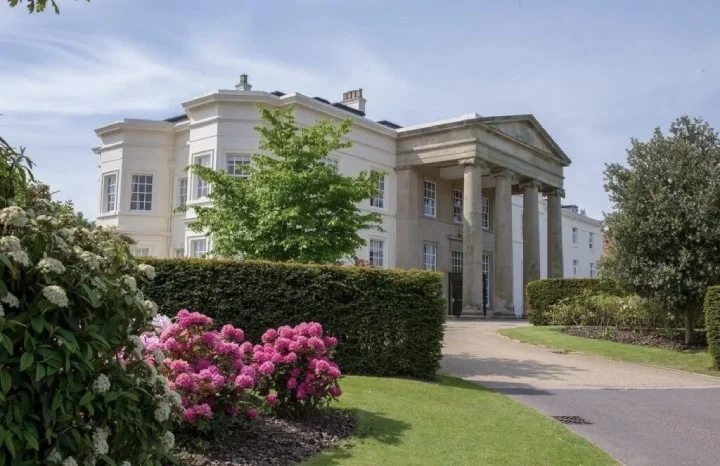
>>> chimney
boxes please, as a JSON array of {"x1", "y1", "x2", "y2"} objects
[
  {"x1": 341, "y1": 88, "x2": 366, "y2": 113},
  {"x1": 235, "y1": 74, "x2": 252, "y2": 91}
]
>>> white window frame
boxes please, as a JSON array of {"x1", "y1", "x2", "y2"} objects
[
  {"x1": 192, "y1": 152, "x2": 212, "y2": 200},
  {"x1": 573, "y1": 259, "x2": 579, "y2": 277},
  {"x1": 481, "y1": 196, "x2": 490, "y2": 230},
  {"x1": 173, "y1": 247, "x2": 185, "y2": 258},
  {"x1": 423, "y1": 181, "x2": 436, "y2": 217},
  {"x1": 188, "y1": 237, "x2": 209, "y2": 258},
  {"x1": 369, "y1": 238, "x2": 385, "y2": 267},
  {"x1": 572, "y1": 227, "x2": 579, "y2": 245},
  {"x1": 322, "y1": 156, "x2": 339, "y2": 169},
  {"x1": 370, "y1": 171, "x2": 386, "y2": 209},
  {"x1": 178, "y1": 177, "x2": 188, "y2": 208},
  {"x1": 423, "y1": 243, "x2": 438, "y2": 271},
  {"x1": 482, "y1": 253, "x2": 491, "y2": 307},
  {"x1": 453, "y1": 189, "x2": 463, "y2": 223},
  {"x1": 590, "y1": 262, "x2": 596, "y2": 278},
  {"x1": 226, "y1": 153, "x2": 252, "y2": 178},
  {"x1": 451, "y1": 250, "x2": 463, "y2": 273},
  {"x1": 131, "y1": 247, "x2": 150, "y2": 257},
  {"x1": 589, "y1": 232, "x2": 594, "y2": 250},
  {"x1": 129, "y1": 174, "x2": 153, "y2": 212},
  {"x1": 101, "y1": 171, "x2": 118, "y2": 214}
]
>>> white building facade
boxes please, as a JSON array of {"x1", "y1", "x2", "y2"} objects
[{"x1": 94, "y1": 76, "x2": 603, "y2": 316}]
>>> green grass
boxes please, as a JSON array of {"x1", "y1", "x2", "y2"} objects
[
  {"x1": 304, "y1": 374, "x2": 615, "y2": 466},
  {"x1": 501, "y1": 326, "x2": 719, "y2": 377}
]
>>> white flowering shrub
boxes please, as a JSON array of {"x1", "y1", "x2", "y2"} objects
[{"x1": 0, "y1": 138, "x2": 180, "y2": 464}]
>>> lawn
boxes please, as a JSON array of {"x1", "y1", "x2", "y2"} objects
[
  {"x1": 500, "y1": 326, "x2": 718, "y2": 377},
  {"x1": 304, "y1": 374, "x2": 615, "y2": 466}
]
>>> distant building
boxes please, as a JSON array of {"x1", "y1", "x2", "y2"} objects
[{"x1": 93, "y1": 75, "x2": 603, "y2": 317}]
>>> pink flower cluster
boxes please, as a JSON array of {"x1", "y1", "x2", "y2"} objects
[
  {"x1": 252, "y1": 322, "x2": 342, "y2": 419},
  {"x1": 158, "y1": 310, "x2": 256, "y2": 427}
]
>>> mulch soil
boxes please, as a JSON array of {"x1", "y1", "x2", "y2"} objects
[
  {"x1": 562, "y1": 326, "x2": 707, "y2": 351},
  {"x1": 173, "y1": 409, "x2": 355, "y2": 466}
]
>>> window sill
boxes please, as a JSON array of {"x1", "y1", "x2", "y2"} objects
[{"x1": 97, "y1": 212, "x2": 118, "y2": 219}]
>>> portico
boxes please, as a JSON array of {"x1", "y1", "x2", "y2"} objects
[{"x1": 395, "y1": 114, "x2": 571, "y2": 317}]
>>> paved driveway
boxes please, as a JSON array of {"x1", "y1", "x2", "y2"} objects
[{"x1": 442, "y1": 320, "x2": 720, "y2": 466}]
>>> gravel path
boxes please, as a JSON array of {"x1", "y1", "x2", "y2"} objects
[{"x1": 442, "y1": 320, "x2": 720, "y2": 466}]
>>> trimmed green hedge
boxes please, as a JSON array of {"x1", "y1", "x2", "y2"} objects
[
  {"x1": 526, "y1": 278, "x2": 624, "y2": 325},
  {"x1": 140, "y1": 258, "x2": 446, "y2": 379},
  {"x1": 704, "y1": 286, "x2": 720, "y2": 370}
]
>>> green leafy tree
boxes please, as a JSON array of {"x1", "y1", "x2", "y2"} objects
[
  {"x1": 602, "y1": 117, "x2": 720, "y2": 343},
  {"x1": 7, "y1": 0, "x2": 88, "y2": 14},
  {"x1": 185, "y1": 107, "x2": 383, "y2": 263}
]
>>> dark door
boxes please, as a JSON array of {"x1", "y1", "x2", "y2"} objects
[{"x1": 448, "y1": 273, "x2": 463, "y2": 316}]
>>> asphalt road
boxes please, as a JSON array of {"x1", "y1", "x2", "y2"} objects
[{"x1": 442, "y1": 320, "x2": 720, "y2": 466}]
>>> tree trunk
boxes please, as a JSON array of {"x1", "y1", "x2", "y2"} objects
[{"x1": 684, "y1": 309, "x2": 695, "y2": 345}]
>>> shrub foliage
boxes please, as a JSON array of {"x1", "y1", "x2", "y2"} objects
[
  {"x1": 141, "y1": 258, "x2": 446, "y2": 379},
  {"x1": 526, "y1": 278, "x2": 624, "y2": 325},
  {"x1": 704, "y1": 286, "x2": 720, "y2": 369}
]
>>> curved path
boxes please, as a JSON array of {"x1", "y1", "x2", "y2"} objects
[{"x1": 442, "y1": 320, "x2": 720, "y2": 466}]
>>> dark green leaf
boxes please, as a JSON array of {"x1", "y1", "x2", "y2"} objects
[
  {"x1": 19, "y1": 352, "x2": 34, "y2": 371},
  {"x1": 0, "y1": 370, "x2": 11, "y2": 393}
]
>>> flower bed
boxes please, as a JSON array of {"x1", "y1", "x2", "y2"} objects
[{"x1": 562, "y1": 326, "x2": 707, "y2": 351}]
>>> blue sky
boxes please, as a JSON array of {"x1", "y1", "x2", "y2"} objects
[{"x1": 1, "y1": 0, "x2": 719, "y2": 219}]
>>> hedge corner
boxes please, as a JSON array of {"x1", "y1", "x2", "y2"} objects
[{"x1": 704, "y1": 285, "x2": 720, "y2": 370}]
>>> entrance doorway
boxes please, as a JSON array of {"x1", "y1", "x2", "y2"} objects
[{"x1": 448, "y1": 272, "x2": 488, "y2": 317}]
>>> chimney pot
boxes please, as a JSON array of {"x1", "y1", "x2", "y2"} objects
[
  {"x1": 235, "y1": 74, "x2": 252, "y2": 91},
  {"x1": 341, "y1": 88, "x2": 366, "y2": 114}
]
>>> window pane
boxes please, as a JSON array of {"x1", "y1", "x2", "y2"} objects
[
  {"x1": 195, "y1": 155, "x2": 210, "y2": 198},
  {"x1": 369, "y1": 239, "x2": 385, "y2": 267},
  {"x1": 481, "y1": 197, "x2": 490, "y2": 229},
  {"x1": 190, "y1": 238, "x2": 208, "y2": 257},
  {"x1": 130, "y1": 174, "x2": 153, "y2": 211},
  {"x1": 370, "y1": 171, "x2": 385, "y2": 208},
  {"x1": 452, "y1": 250, "x2": 463, "y2": 273},
  {"x1": 322, "y1": 157, "x2": 339, "y2": 169},
  {"x1": 482, "y1": 253, "x2": 491, "y2": 307},
  {"x1": 179, "y1": 178, "x2": 188, "y2": 207},
  {"x1": 423, "y1": 244, "x2": 437, "y2": 271},
  {"x1": 423, "y1": 181, "x2": 436, "y2": 217},
  {"x1": 227, "y1": 154, "x2": 251, "y2": 177},
  {"x1": 102, "y1": 173, "x2": 117, "y2": 213},
  {"x1": 453, "y1": 190, "x2": 463, "y2": 223}
]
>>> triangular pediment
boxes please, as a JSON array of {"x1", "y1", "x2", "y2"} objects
[{"x1": 481, "y1": 115, "x2": 571, "y2": 166}]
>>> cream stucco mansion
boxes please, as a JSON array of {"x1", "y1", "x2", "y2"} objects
[{"x1": 93, "y1": 75, "x2": 603, "y2": 317}]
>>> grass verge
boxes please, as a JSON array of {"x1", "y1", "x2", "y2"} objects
[
  {"x1": 304, "y1": 374, "x2": 616, "y2": 466},
  {"x1": 500, "y1": 326, "x2": 718, "y2": 377}
]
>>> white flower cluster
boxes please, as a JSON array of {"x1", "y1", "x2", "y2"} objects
[
  {"x1": 53, "y1": 235, "x2": 72, "y2": 255},
  {"x1": 152, "y1": 348, "x2": 165, "y2": 365},
  {"x1": 146, "y1": 362, "x2": 158, "y2": 385},
  {"x1": 92, "y1": 374, "x2": 111, "y2": 394},
  {"x1": 1, "y1": 292, "x2": 19, "y2": 309},
  {"x1": 138, "y1": 263, "x2": 156, "y2": 280},
  {"x1": 79, "y1": 250, "x2": 102, "y2": 270},
  {"x1": 160, "y1": 431, "x2": 175, "y2": 452},
  {"x1": 154, "y1": 400, "x2": 171, "y2": 422},
  {"x1": 119, "y1": 461, "x2": 131, "y2": 466},
  {"x1": 57, "y1": 228, "x2": 73, "y2": 241},
  {"x1": 91, "y1": 426, "x2": 110, "y2": 455},
  {"x1": 42, "y1": 285, "x2": 69, "y2": 308},
  {"x1": 83, "y1": 457, "x2": 96, "y2": 466},
  {"x1": 62, "y1": 457, "x2": 78, "y2": 466},
  {"x1": 128, "y1": 335, "x2": 144, "y2": 360},
  {"x1": 0, "y1": 206, "x2": 28, "y2": 227},
  {"x1": 122, "y1": 276, "x2": 137, "y2": 292},
  {"x1": 144, "y1": 300, "x2": 158, "y2": 318},
  {"x1": 0, "y1": 235, "x2": 31, "y2": 267},
  {"x1": 166, "y1": 389, "x2": 183, "y2": 410},
  {"x1": 48, "y1": 447, "x2": 63, "y2": 463},
  {"x1": 37, "y1": 257, "x2": 66, "y2": 274}
]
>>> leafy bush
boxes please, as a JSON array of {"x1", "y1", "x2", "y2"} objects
[
  {"x1": 547, "y1": 291, "x2": 665, "y2": 330},
  {"x1": 141, "y1": 258, "x2": 445, "y2": 379},
  {"x1": 1, "y1": 141, "x2": 177, "y2": 464},
  {"x1": 704, "y1": 286, "x2": 720, "y2": 369},
  {"x1": 254, "y1": 322, "x2": 342, "y2": 420},
  {"x1": 149, "y1": 310, "x2": 259, "y2": 434},
  {"x1": 526, "y1": 278, "x2": 625, "y2": 325}
]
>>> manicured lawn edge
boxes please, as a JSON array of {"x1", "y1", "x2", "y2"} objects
[
  {"x1": 303, "y1": 374, "x2": 616, "y2": 466},
  {"x1": 500, "y1": 326, "x2": 719, "y2": 378}
]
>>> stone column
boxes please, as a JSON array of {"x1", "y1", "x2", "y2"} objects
[
  {"x1": 461, "y1": 157, "x2": 484, "y2": 313},
  {"x1": 521, "y1": 180, "x2": 541, "y2": 312},
  {"x1": 546, "y1": 188, "x2": 565, "y2": 278},
  {"x1": 395, "y1": 168, "x2": 420, "y2": 269},
  {"x1": 493, "y1": 170, "x2": 514, "y2": 315}
]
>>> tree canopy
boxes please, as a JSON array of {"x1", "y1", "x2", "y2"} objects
[
  {"x1": 7, "y1": 0, "x2": 87, "y2": 14},
  {"x1": 602, "y1": 116, "x2": 720, "y2": 342},
  {"x1": 184, "y1": 106, "x2": 383, "y2": 264}
]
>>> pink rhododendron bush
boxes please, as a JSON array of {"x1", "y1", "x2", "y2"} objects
[
  {"x1": 142, "y1": 310, "x2": 343, "y2": 433},
  {"x1": 254, "y1": 322, "x2": 342, "y2": 420}
]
